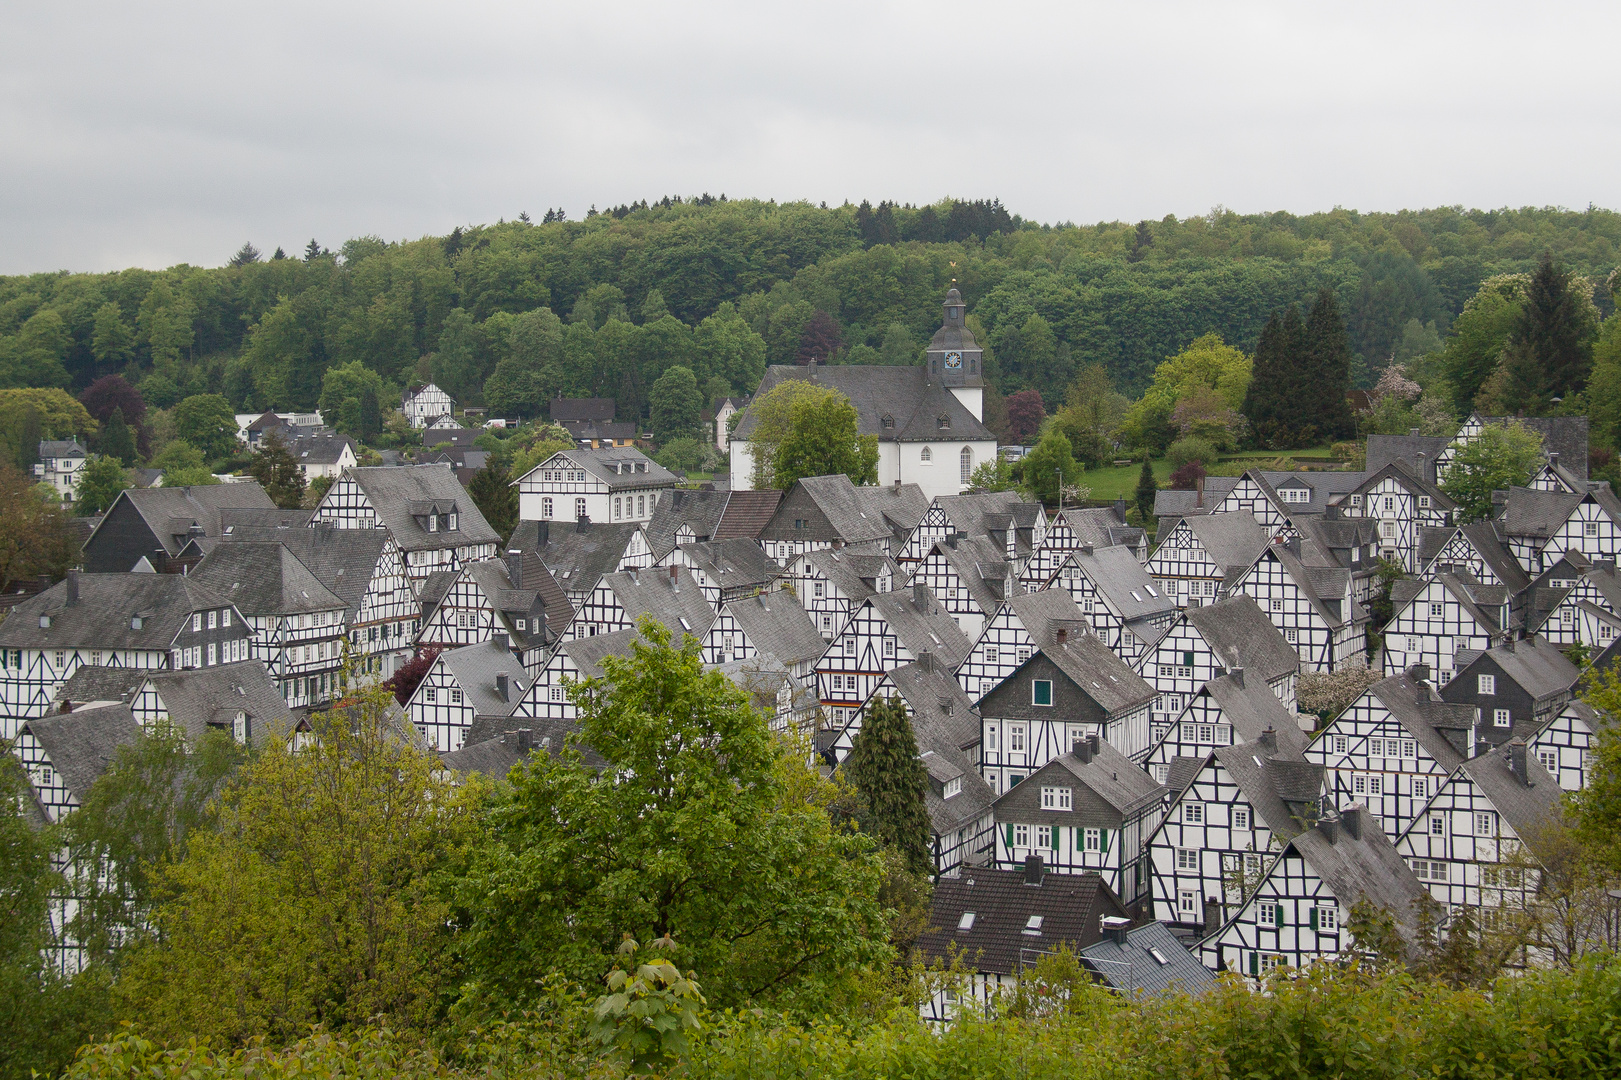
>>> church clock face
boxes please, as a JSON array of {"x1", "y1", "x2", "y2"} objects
[{"x1": 944, "y1": 350, "x2": 963, "y2": 370}]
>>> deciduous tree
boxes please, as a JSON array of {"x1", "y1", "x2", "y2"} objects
[
  {"x1": 74, "y1": 454, "x2": 134, "y2": 515},
  {"x1": 650, "y1": 365, "x2": 703, "y2": 442},
  {"x1": 1441, "y1": 419, "x2": 1544, "y2": 522},
  {"x1": 171, "y1": 394, "x2": 240, "y2": 461}
]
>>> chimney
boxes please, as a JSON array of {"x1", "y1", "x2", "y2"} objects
[
  {"x1": 1504, "y1": 637, "x2": 1515, "y2": 653},
  {"x1": 1507, "y1": 739, "x2": 1531, "y2": 786},
  {"x1": 913, "y1": 582, "x2": 929, "y2": 613},
  {"x1": 1549, "y1": 451, "x2": 1560, "y2": 469},
  {"x1": 1079, "y1": 542, "x2": 1094, "y2": 556},
  {"x1": 918, "y1": 649, "x2": 934, "y2": 673},
  {"x1": 1101, "y1": 915, "x2": 1131, "y2": 944},
  {"x1": 492, "y1": 631, "x2": 509, "y2": 651},
  {"x1": 1228, "y1": 663, "x2": 1244, "y2": 689},
  {"x1": 1024, "y1": 854, "x2": 1045, "y2": 886},
  {"x1": 536, "y1": 520, "x2": 549, "y2": 546},
  {"x1": 1074, "y1": 738, "x2": 1093, "y2": 764},
  {"x1": 669, "y1": 565, "x2": 678, "y2": 581},
  {"x1": 65, "y1": 569, "x2": 79, "y2": 606},
  {"x1": 1318, "y1": 814, "x2": 1338, "y2": 844},
  {"x1": 1257, "y1": 727, "x2": 1278, "y2": 755},
  {"x1": 1055, "y1": 626, "x2": 1068, "y2": 646},
  {"x1": 506, "y1": 549, "x2": 523, "y2": 589},
  {"x1": 1409, "y1": 427, "x2": 1420, "y2": 438},
  {"x1": 576, "y1": 513, "x2": 590, "y2": 533},
  {"x1": 1114, "y1": 497, "x2": 1127, "y2": 522},
  {"x1": 1087, "y1": 732, "x2": 1101, "y2": 759},
  {"x1": 152, "y1": 548, "x2": 167, "y2": 574},
  {"x1": 1195, "y1": 475, "x2": 1205, "y2": 509},
  {"x1": 1341, "y1": 805, "x2": 1363, "y2": 841},
  {"x1": 1409, "y1": 662, "x2": 1431, "y2": 685},
  {"x1": 1202, "y1": 897, "x2": 1223, "y2": 930},
  {"x1": 517, "y1": 728, "x2": 532, "y2": 751},
  {"x1": 494, "y1": 672, "x2": 509, "y2": 702}
]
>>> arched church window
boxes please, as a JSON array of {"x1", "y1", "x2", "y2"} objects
[
  {"x1": 921, "y1": 446, "x2": 933, "y2": 464},
  {"x1": 960, "y1": 446, "x2": 973, "y2": 484}
]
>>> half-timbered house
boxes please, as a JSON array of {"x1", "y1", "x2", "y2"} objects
[
  {"x1": 898, "y1": 490, "x2": 1042, "y2": 566},
  {"x1": 1528, "y1": 559, "x2": 1621, "y2": 648},
  {"x1": 514, "y1": 446, "x2": 677, "y2": 525},
  {"x1": 187, "y1": 542, "x2": 349, "y2": 707},
  {"x1": 1438, "y1": 413, "x2": 1589, "y2": 482},
  {"x1": 1382, "y1": 571, "x2": 1510, "y2": 682},
  {"x1": 1052, "y1": 544, "x2": 1176, "y2": 662},
  {"x1": 416, "y1": 555, "x2": 568, "y2": 675},
  {"x1": 780, "y1": 547, "x2": 897, "y2": 639},
  {"x1": 903, "y1": 534, "x2": 1015, "y2": 642},
  {"x1": 566, "y1": 566, "x2": 716, "y2": 642},
  {"x1": 1394, "y1": 740, "x2": 1563, "y2": 932},
  {"x1": 81, "y1": 483, "x2": 282, "y2": 573},
  {"x1": 1202, "y1": 804, "x2": 1431, "y2": 977},
  {"x1": 508, "y1": 518, "x2": 655, "y2": 604},
  {"x1": 1342, "y1": 462, "x2": 1455, "y2": 572},
  {"x1": 915, "y1": 863, "x2": 1128, "y2": 1024},
  {"x1": 755, "y1": 474, "x2": 928, "y2": 562},
  {"x1": 990, "y1": 733, "x2": 1164, "y2": 905},
  {"x1": 401, "y1": 383, "x2": 453, "y2": 427},
  {"x1": 1289, "y1": 515, "x2": 1385, "y2": 605},
  {"x1": 1134, "y1": 595, "x2": 1301, "y2": 741},
  {"x1": 663, "y1": 537, "x2": 781, "y2": 607},
  {"x1": 813, "y1": 583, "x2": 971, "y2": 728},
  {"x1": 1528, "y1": 700, "x2": 1604, "y2": 792},
  {"x1": 1439, "y1": 637, "x2": 1579, "y2": 750},
  {"x1": 1145, "y1": 511, "x2": 1269, "y2": 609},
  {"x1": 310, "y1": 465, "x2": 501, "y2": 588},
  {"x1": 128, "y1": 660, "x2": 294, "y2": 744},
  {"x1": 956, "y1": 589, "x2": 1090, "y2": 700},
  {"x1": 1418, "y1": 520, "x2": 1530, "y2": 596},
  {"x1": 1020, "y1": 504, "x2": 1143, "y2": 589},
  {"x1": 1146, "y1": 732, "x2": 1324, "y2": 934},
  {"x1": 403, "y1": 636, "x2": 528, "y2": 752},
  {"x1": 0, "y1": 572, "x2": 250, "y2": 736},
  {"x1": 509, "y1": 628, "x2": 642, "y2": 726},
  {"x1": 644, "y1": 487, "x2": 783, "y2": 560},
  {"x1": 1306, "y1": 668, "x2": 1474, "y2": 840},
  {"x1": 977, "y1": 628, "x2": 1156, "y2": 784},
  {"x1": 702, "y1": 589, "x2": 823, "y2": 678},
  {"x1": 715, "y1": 654, "x2": 819, "y2": 735},
  {"x1": 1143, "y1": 672, "x2": 1308, "y2": 783},
  {"x1": 1232, "y1": 539, "x2": 1366, "y2": 672},
  {"x1": 1497, "y1": 485, "x2": 1621, "y2": 575}
]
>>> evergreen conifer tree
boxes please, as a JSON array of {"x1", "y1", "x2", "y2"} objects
[
  {"x1": 357, "y1": 386, "x2": 382, "y2": 442},
  {"x1": 468, "y1": 461, "x2": 518, "y2": 544},
  {"x1": 841, "y1": 695, "x2": 933, "y2": 875},
  {"x1": 1134, "y1": 457, "x2": 1157, "y2": 523},
  {"x1": 245, "y1": 430, "x2": 306, "y2": 509},
  {"x1": 1242, "y1": 310, "x2": 1293, "y2": 448},
  {"x1": 1502, "y1": 252, "x2": 1596, "y2": 413},
  {"x1": 1302, "y1": 288, "x2": 1356, "y2": 442},
  {"x1": 98, "y1": 407, "x2": 136, "y2": 466}
]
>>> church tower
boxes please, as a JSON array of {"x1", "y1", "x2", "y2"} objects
[{"x1": 925, "y1": 286, "x2": 985, "y2": 421}]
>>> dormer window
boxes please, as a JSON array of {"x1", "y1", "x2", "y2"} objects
[
  {"x1": 937, "y1": 415, "x2": 950, "y2": 429},
  {"x1": 448, "y1": 513, "x2": 458, "y2": 531},
  {"x1": 428, "y1": 515, "x2": 438, "y2": 533},
  {"x1": 881, "y1": 414, "x2": 895, "y2": 429}
]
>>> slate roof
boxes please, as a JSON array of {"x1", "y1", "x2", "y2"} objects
[
  {"x1": 187, "y1": 542, "x2": 347, "y2": 616},
  {"x1": 290, "y1": 432, "x2": 357, "y2": 465},
  {"x1": 1280, "y1": 807, "x2": 1431, "y2": 947},
  {"x1": 1457, "y1": 522, "x2": 1531, "y2": 592},
  {"x1": 799, "y1": 548, "x2": 898, "y2": 605},
  {"x1": 440, "y1": 720, "x2": 608, "y2": 776},
  {"x1": 768, "y1": 474, "x2": 900, "y2": 547},
  {"x1": 1392, "y1": 570, "x2": 1508, "y2": 635},
  {"x1": 1458, "y1": 742, "x2": 1564, "y2": 847},
  {"x1": 1368, "y1": 672, "x2": 1476, "y2": 771},
  {"x1": 1498, "y1": 487, "x2": 1583, "y2": 541},
  {"x1": 1251, "y1": 470, "x2": 1370, "y2": 516},
  {"x1": 1268, "y1": 543, "x2": 1362, "y2": 628},
  {"x1": 1065, "y1": 544, "x2": 1177, "y2": 629},
  {"x1": 523, "y1": 446, "x2": 678, "y2": 493},
  {"x1": 438, "y1": 640, "x2": 529, "y2": 719},
  {"x1": 0, "y1": 574, "x2": 229, "y2": 651},
  {"x1": 1028, "y1": 739, "x2": 1164, "y2": 818},
  {"x1": 1211, "y1": 744, "x2": 1323, "y2": 841},
  {"x1": 1457, "y1": 636, "x2": 1580, "y2": 703},
  {"x1": 1041, "y1": 632, "x2": 1157, "y2": 716},
  {"x1": 456, "y1": 558, "x2": 563, "y2": 649},
  {"x1": 1478, "y1": 415, "x2": 1589, "y2": 476},
  {"x1": 1079, "y1": 920, "x2": 1216, "y2": 997},
  {"x1": 510, "y1": 519, "x2": 645, "y2": 596},
  {"x1": 867, "y1": 584, "x2": 973, "y2": 672},
  {"x1": 712, "y1": 489, "x2": 784, "y2": 539},
  {"x1": 935, "y1": 491, "x2": 1033, "y2": 541},
  {"x1": 549, "y1": 397, "x2": 615, "y2": 423},
  {"x1": 603, "y1": 567, "x2": 717, "y2": 640},
  {"x1": 1162, "y1": 755, "x2": 1206, "y2": 803},
  {"x1": 645, "y1": 488, "x2": 732, "y2": 558},
  {"x1": 736, "y1": 365, "x2": 994, "y2": 443},
  {"x1": 39, "y1": 438, "x2": 87, "y2": 459},
  {"x1": 919, "y1": 739, "x2": 997, "y2": 838},
  {"x1": 54, "y1": 665, "x2": 145, "y2": 708},
  {"x1": 1203, "y1": 673, "x2": 1308, "y2": 756},
  {"x1": 1185, "y1": 595, "x2": 1301, "y2": 684},
  {"x1": 341, "y1": 465, "x2": 501, "y2": 551},
  {"x1": 724, "y1": 590, "x2": 824, "y2": 669},
  {"x1": 886, "y1": 656, "x2": 982, "y2": 754},
  {"x1": 1175, "y1": 510, "x2": 1269, "y2": 572},
  {"x1": 560, "y1": 628, "x2": 644, "y2": 679},
  {"x1": 502, "y1": 552, "x2": 574, "y2": 639},
  {"x1": 917, "y1": 867, "x2": 1127, "y2": 976},
  {"x1": 931, "y1": 535, "x2": 1013, "y2": 615},
  {"x1": 679, "y1": 538, "x2": 782, "y2": 593},
  {"x1": 22, "y1": 703, "x2": 141, "y2": 804},
  {"x1": 1366, "y1": 433, "x2": 1453, "y2": 486},
  {"x1": 140, "y1": 660, "x2": 294, "y2": 742},
  {"x1": 211, "y1": 523, "x2": 391, "y2": 617},
  {"x1": 857, "y1": 483, "x2": 932, "y2": 545},
  {"x1": 87, "y1": 483, "x2": 277, "y2": 558},
  {"x1": 1350, "y1": 461, "x2": 1455, "y2": 511},
  {"x1": 1001, "y1": 589, "x2": 1092, "y2": 649}
]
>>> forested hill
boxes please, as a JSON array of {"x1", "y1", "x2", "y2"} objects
[{"x1": 2, "y1": 199, "x2": 1618, "y2": 419}]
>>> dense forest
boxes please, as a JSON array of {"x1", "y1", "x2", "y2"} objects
[{"x1": 2, "y1": 199, "x2": 1619, "y2": 426}]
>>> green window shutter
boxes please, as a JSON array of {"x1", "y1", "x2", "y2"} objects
[
  {"x1": 1005, "y1": 823, "x2": 1014, "y2": 847},
  {"x1": 1052, "y1": 827, "x2": 1061, "y2": 851},
  {"x1": 1309, "y1": 907, "x2": 1318, "y2": 930},
  {"x1": 1074, "y1": 828, "x2": 1083, "y2": 851},
  {"x1": 1183, "y1": 651, "x2": 1194, "y2": 667},
  {"x1": 1101, "y1": 829, "x2": 1110, "y2": 853},
  {"x1": 1249, "y1": 951, "x2": 1258, "y2": 976}
]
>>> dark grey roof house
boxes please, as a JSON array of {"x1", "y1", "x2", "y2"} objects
[{"x1": 82, "y1": 483, "x2": 279, "y2": 573}]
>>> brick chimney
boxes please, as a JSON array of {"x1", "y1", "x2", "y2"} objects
[
  {"x1": 1341, "y1": 804, "x2": 1363, "y2": 840},
  {"x1": 506, "y1": 549, "x2": 523, "y2": 589},
  {"x1": 494, "y1": 672, "x2": 509, "y2": 703},
  {"x1": 1024, "y1": 854, "x2": 1044, "y2": 886},
  {"x1": 1257, "y1": 727, "x2": 1277, "y2": 755},
  {"x1": 1506, "y1": 739, "x2": 1531, "y2": 786},
  {"x1": 65, "y1": 569, "x2": 79, "y2": 606}
]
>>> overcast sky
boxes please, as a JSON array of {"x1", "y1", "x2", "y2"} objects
[{"x1": 4, "y1": 1, "x2": 1618, "y2": 275}]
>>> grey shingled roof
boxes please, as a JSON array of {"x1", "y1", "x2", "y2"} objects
[
  {"x1": 1278, "y1": 808, "x2": 1431, "y2": 947},
  {"x1": 1066, "y1": 544, "x2": 1177, "y2": 626},
  {"x1": 1162, "y1": 755, "x2": 1206, "y2": 803},
  {"x1": 886, "y1": 657, "x2": 983, "y2": 754},
  {"x1": 22, "y1": 703, "x2": 141, "y2": 804},
  {"x1": 1031, "y1": 739, "x2": 1164, "y2": 817},
  {"x1": 1185, "y1": 595, "x2": 1301, "y2": 684},
  {"x1": 1042, "y1": 632, "x2": 1157, "y2": 716},
  {"x1": 1204, "y1": 673, "x2": 1308, "y2": 756},
  {"x1": 917, "y1": 867, "x2": 1126, "y2": 976},
  {"x1": 1212, "y1": 744, "x2": 1323, "y2": 841},
  {"x1": 919, "y1": 739, "x2": 997, "y2": 838},
  {"x1": 1458, "y1": 522, "x2": 1530, "y2": 592},
  {"x1": 604, "y1": 567, "x2": 717, "y2": 640},
  {"x1": 54, "y1": 665, "x2": 145, "y2": 707},
  {"x1": 723, "y1": 590, "x2": 824, "y2": 669},
  {"x1": 1252, "y1": 470, "x2": 1370, "y2": 516},
  {"x1": 87, "y1": 483, "x2": 277, "y2": 558},
  {"x1": 510, "y1": 519, "x2": 646, "y2": 596},
  {"x1": 187, "y1": 542, "x2": 347, "y2": 616},
  {"x1": 772, "y1": 474, "x2": 899, "y2": 547},
  {"x1": 1366, "y1": 433, "x2": 1453, "y2": 486},
  {"x1": 800, "y1": 548, "x2": 898, "y2": 606},
  {"x1": 678, "y1": 538, "x2": 782, "y2": 593},
  {"x1": 1176, "y1": 510, "x2": 1269, "y2": 571},
  {"x1": 1349, "y1": 461, "x2": 1455, "y2": 511},
  {"x1": 1368, "y1": 672, "x2": 1475, "y2": 771},
  {"x1": 39, "y1": 438, "x2": 87, "y2": 458},
  {"x1": 561, "y1": 628, "x2": 644, "y2": 680},
  {"x1": 0, "y1": 574, "x2": 229, "y2": 651},
  {"x1": 935, "y1": 491, "x2": 1032, "y2": 540},
  {"x1": 438, "y1": 640, "x2": 529, "y2": 718},
  {"x1": 931, "y1": 535, "x2": 1014, "y2": 615},
  {"x1": 549, "y1": 397, "x2": 615, "y2": 423},
  {"x1": 524, "y1": 446, "x2": 677, "y2": 493},
  {"x1": 1459, "y1": 742, "x2": 1564, "y2": 847},
  {"x1": 1459, "y1": 636, "x2": 1580, "y2": 703},
  {"x1": 139, "y1": 660, "x2": 294, "y2": 742},
  {"x1": 645, "y1": 488, "x2": 732, "y2": 559},
  {"x1": 866, "y1": 584, "x2": 973, "y2": 672},
  {"x1": 440, "y1": 720, "x2": 608, "y2": 777},
  {"x1": 459, "y1": 558, "x2": 562, "y2": 649},
  {"x1": 1498, "y1": 487, "x2": 1584, "y2": 540},
  {"x1": 1080, "y1": 920, "x2": 1216, "y2": 997},
  {"x1": 339, "y1": 465, "x2": 501, "y2": 551},
  {"x1": 736, "y1": 365, "x2": 994, "y2": 443},
  {"x1": 213, "y1": 524, "x2": 390, "y2": 617},
  {"x1": 1478, "y1": 414, "x2": 1589, "y2": 476},
  {"x1": 290, "y1": 432, "x2": 357, "y2": 465},
  {"x1": 1268, "y1": 543, "x2": 1360, "y2": 628},
  {"x1": 1001, "y1": 589, "x2": 1091, "y2": 649}
]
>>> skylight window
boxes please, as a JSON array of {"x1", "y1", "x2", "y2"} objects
[
  {"x1": 1145, "y1": 584, "x2": 1158, "y2": 597},
  {"x1": 1023, "y1": 915, "x2": 1044, "y2": 935},
  {"x1": 1131, "y1": 590, "x2": 1142, "y2": 602},
  {"x1": 1149, "y1": 947, "x2": 1169, "y2": 965},
  {"x1": 957, "y1": 912, "x2": 976, "y2": 931},
  {"x1": 678, "y1": 617, "x2": 692, "y2": 630}
]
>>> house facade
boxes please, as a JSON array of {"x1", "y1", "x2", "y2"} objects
[
  {"x1": 514, "y1": 446, "x2": 678, "y2": 526},
  {"x1": 309, "y1": 465, "x2": 501, "y2": 587},
  {"x1": 402, "y1": 383, "x2": 454, "y2": 427}
]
